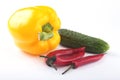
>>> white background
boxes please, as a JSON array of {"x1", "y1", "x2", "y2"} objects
[{"x1": 0, "y1": 0, "x2": 120, "y2": 80}]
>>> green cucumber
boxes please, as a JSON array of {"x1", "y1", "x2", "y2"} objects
[{"x1": 59, "y1": 29, "x2": 109, "y2": 54}]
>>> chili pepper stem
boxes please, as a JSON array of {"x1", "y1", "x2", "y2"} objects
[
  {"x1": 40, "y1": 55, "x2": 57, "y2": 70},
  {"x1": 40, "y1": 55, "x2": 49, "y2": 58},
  {"x1": 49, "y1": 63, "x2": 57, "y2": 71},
  {"x1": 62, "y1": 64, "x2": 74, "y2": 75}
]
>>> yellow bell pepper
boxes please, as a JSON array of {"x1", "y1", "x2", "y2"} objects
[{"x1": 8, "y1": 6, "x2": 61, "y2": 55}]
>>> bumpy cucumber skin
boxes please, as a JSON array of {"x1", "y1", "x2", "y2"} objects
[{"x1": 59, "y1": 29, "x2": 109, "y2": 54}]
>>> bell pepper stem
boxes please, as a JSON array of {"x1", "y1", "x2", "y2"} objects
[
  {"x1": 39, "y1": 32, "x2": 53, "y2": 40},
  {"x1": 42, "y1": 23, "x2": 53, "y2": 32},
  {"x1": 38, "y1": 23, "x2": 53, "y2": 41}
]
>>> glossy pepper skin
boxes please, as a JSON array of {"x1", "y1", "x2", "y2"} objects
[
  {"x1": 72, "y1": 54, "x2": 104, "y2": 68},
  {"x1": 8, "y1": 6, "x2": 61, "y2": 55},
  {"x1": 62, "y1": 54, "x2": 104, "y2": 74},
  {"x1": 40, "y1": 47, "x2": 85, "y2": 69}
]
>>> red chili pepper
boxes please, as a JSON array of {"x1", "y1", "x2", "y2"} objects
[
  {"x1": 40, "y1": 47, "x2": 85, "y2": 70},
  {"x1": 62, "y1": 54, "x2": 104, "y2": 75}
]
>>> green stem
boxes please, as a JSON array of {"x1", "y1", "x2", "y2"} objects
[
  {"x1": 40, "y1": 32, "x2": 53, "y2": 40},
  {"x1": 42, "y1": 23, "x2": 53, "y2": 32},
  {"x1": 38, "y1": 23, "x2": 53, "y2": 41}
]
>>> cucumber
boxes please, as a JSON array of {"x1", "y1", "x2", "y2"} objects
[{"x1": 59, "y1": 29, "x2": 109, "y2": 54}]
